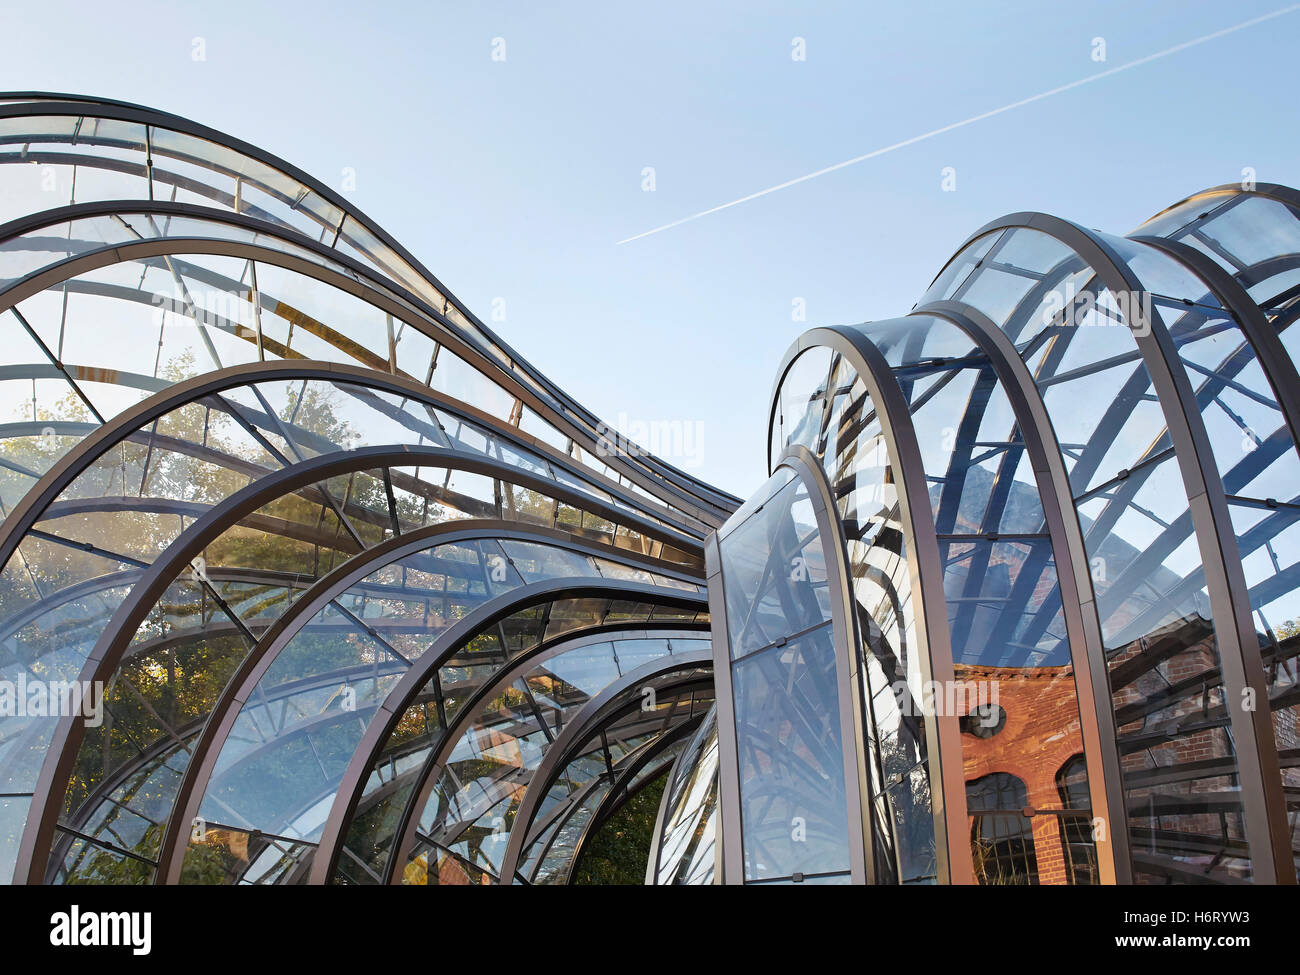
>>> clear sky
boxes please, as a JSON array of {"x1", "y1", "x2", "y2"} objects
[{"x1": 2, "y1": 0, "x2": 1296, "y2": 499}]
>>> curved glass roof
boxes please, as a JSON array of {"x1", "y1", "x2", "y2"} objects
[
  {"x1": 400, "y1": 632, "x2": 710, "y2": 885},
  {"x1": 8, "y1": 88, "x2": 1299, "y2": 889},
  {"x1": 0, "y1": 90, "x2": 730, "y2": 886},
  {"x1": 0, "y1": 94, "x2": 739, "y2": 525},
  {"x1": 694, "y1": 181, "x2": 1300, "y2": 886}
]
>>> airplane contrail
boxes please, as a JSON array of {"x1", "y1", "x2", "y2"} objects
[{"x1": 616, "y1": 4, "x2": 1300, "y2": 245}]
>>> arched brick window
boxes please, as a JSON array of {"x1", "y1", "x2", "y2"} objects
[
  {"x1": 1057, "y1": 754, "x2": 1099, "y2": 885},
  {"x1": 967, "y1": 772, "x2": 1038, "y2": 884}
]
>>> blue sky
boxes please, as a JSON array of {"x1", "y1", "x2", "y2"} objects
[{"x1": 3, "y1": 0, "x2": 1296, "y2": 497}]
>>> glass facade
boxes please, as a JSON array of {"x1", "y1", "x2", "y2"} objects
[
  {"x1": 692, "y1": 186, "x2": 1300, "y2": 886},
  {"x1": 2, "y1": 93, "x2": 1296, "y2": 885},
  {"x1": 0, "y1": 93, "x2": 727, "y2": 886},
  {"x1": 709, "y1": 460, "x2": 865, "y2": 883}
]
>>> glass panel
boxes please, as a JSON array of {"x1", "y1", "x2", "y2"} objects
[
  {"x1": 719, "y1": 472, "x2": 829, "y2": 660},
  {"x1": 402, "y1": 634, "x2": 696, "y2": 884},
  {"x1": 732, "y1": 624, "x2": 848, "y2": 881},
  {"x1": 55, "y1": 473, "x2": 683, "y2": 884},
  {"x1": 655, "y1": 705, "x2": 719, "y2": 885},
  {"x1": 951, "y1": 235, "x2": 1256, "y2": 882},
  {"x1": 769, "y1": 344, "x2": 937, "y2": 882},
  {"x1": 771, "y1": 346, "x2": 832, "y2": 468},
  {"x1": 1116, "y1": 223, "x2": 1300, "y2": 880}
]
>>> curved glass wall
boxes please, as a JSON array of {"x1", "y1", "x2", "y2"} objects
[
  {"x1": 497, "y1": 664, "x2": 711, "y2": 886},
  {"x1": 653, "y1": 703, "x2": 719, "y2": 884},
  {"x1": 400, "y1": 632, "x2": 710, "y2": 885},
  {"x1": 0, "y1": 93, "x2": 730, "y2": 888},
  {"x1": 769, "y1": 348, "x2": 936, "y2": 883},
  {"x1": 8, "y1": 89, "x2": 1300, "y2": 888},
  {"x1": 736, "y1": 186, "x2": 1300, "y2": 885},
  {"x1": 769, "y1": 321, "x2": 1099, "y2": 885},
  {"x1": 51, "y1": 514, "x2": 697, "y2": 884},
  {"x1": 519, "y1": 729, "x2": 689, "y2": 885},
  {"x1": 856, "y1": 316, "x2": 1094, "y2": 885},
  {"x1": 334, "y1": 596, "x2": 705, "y2": 886},
  {"x1": 922, "y1": 225, "x2": 1258, "y2": 881},
  {"x1": 0, "y1": 366, "x2": 695, "y2": 671},
  {"x1": 1134, "y1": 190, "x2": 1300, "y2": 878},
  {"x1": 0, "y1": 241, "x2": 696, "y2": 530}
]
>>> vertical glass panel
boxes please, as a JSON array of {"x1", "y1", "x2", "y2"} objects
[
  {"x1": 1114, "y1": 225, "x2": 1300, "y2": 879},
  {"x1": 770, "y1": 345, "x2": 937, "y2": 883},
  {"x1": 719, "y1": 472, "x2": 829, "y2": 660},
  {"x1": 732, "y1": 624, "x2": 847, "y2": 880},
  {"x1": 655, "y1": 705, "x2": 719, "y2": 885}
]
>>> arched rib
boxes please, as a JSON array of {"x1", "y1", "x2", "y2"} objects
[
  {"x1": 0, "y1": 226, "x2": 729, "y2": 524},
  {"x1": 1131, "y1": 233, "x2": 1300, "y2": 450},
  {"x1": 933, "y1": 211, "x2": 1293, "y2": 883},
  {"x1": 762, "y1": 329, "x2": 972, "y2": 883},
  {"x1": 158, "y1": 524, "x2": 691, "y2": 882},
  {"x1": 0, "y1": 98, "x2": 739, "y2": 513},
  {"x1": 375, "y1": 615, "x2": 710, "y2": 886},
  {"x1": 914, "y1": 298, "x2": 1127, "y2": 883},
  {"x1": 13, "y1": 444, "x2": 704, "y2": 884},
  {"x1": 374, "y1": 622, "x2": 708, "y2": 886},
  {"x1": 164, "y1": 526, "x2": 704, "y2": 885},
  {"x1": 534, "y1": 718, "x2": 701, "y2": 885},
  {"x1": 495, "y1": 654, "x2": 713, "y2": 884},
  {"x1": 0, "y1": 358, "x2": 705, "y2": 596}
]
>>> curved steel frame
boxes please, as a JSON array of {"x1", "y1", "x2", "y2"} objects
[
  {"x1": 14, "y1": 443, "x2": 705, "y2": 883},
  {"x1": 0, "y1": 380, "x2": 701, "y2": 761},
  {"x1": 0, "y1": 211, "x2": 726, "y2": 527},
  {"x1": 708, "y1": 444, "x2": 890, "y2": 884},
  {"x1": 6, "y1": 87, "x2": 1298, "y2": 887},
  {"x1": 936, "y1": 211, "x2": 1293, "y2": 884},
  {"x1": 1130, "y1": 233, "x2": 1300, "y2": 450},
  {"x1": 494, "y1": 653, "x2": 714, "y2": 884},
  {"x1": 913, "y1": 299, "x2": 1126, "y2": 883},
  {"x1": 0, "y1": 94, "x2": 738, "y2": 512},
  {"x1": 749, "y1": 189, "x2": 1300, "y2": 884},
  {"x1": 0, "y1": 91, "x2": 740, "y2": 888},
  {"x1": 537, "y1": 717, "x2": 702, "y2": 885},
  {"x1": 380, "y1": 620, "x2": 710, "y2": 885},
  {"x1": 761, "y1": 338, "x2": 971, "y2": 883},
  {"x1": 158, "y1": 523, "x2": 706, "y2": 884},
  {"x1": 0, "y1": 356, "x2": 704, "y2": 587},
  {"x1": 310, "y1": 599, "x2": 709, "y2": 885},
  {"x1": 643, "y1": 706, "x2": 718, "y2": 885},
  {"x1": 382, "y1": 626, "x2": 710, "y2": 886}
]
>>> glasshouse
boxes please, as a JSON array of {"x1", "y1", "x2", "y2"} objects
[{"x1": 0, "y1": 94, "x2": 1295, "y2": 885}]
